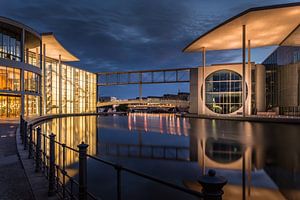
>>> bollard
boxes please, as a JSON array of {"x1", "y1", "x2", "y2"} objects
[
  {"x1": 35, "y1": 127, "x2": 42, "y2": 172},
  {"x1": 198, "y1": 169, "x2": 227, "y2": 200},
  {"x1": 78, "y1": 142, "x2": 89, "y2": 200},
  {"x1": 23, "y1": 121, "x2": 28, "y2": 150},
  {"x1": 28, "y1": 124, "x2": 33, "y2": 158},
  {"x1": 48, "y1": 133, "x2": 56, "y2": 196}
]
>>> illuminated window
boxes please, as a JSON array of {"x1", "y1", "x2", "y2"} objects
[
  {"x1": 205, "y1": 70, "x2": 243, "y2": 114},
  {"x1": 0, "y1": 66, "x2": 20, "y2": 91}
]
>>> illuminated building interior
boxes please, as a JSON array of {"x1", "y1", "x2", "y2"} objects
[
  {"x1": 0, "y1": 17, "x2": 96, "y2": 118},
  {"x1": 205, "y1": 70, "x2": 243, "y2": 114}
]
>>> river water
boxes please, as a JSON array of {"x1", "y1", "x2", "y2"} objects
[{"x1": 41, "y1": 113, "x2": 300, "y2": 200}]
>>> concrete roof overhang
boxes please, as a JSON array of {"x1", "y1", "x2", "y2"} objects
[
  {"x1": 42, "y1": 32, "x2": 79, "y2": 62},
  {"x1": 183, "y1": 3, "x2": 300, "y2": 52}
]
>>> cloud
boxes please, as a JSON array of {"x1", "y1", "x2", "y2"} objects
[{"x1": 0, "y1": 0, "x2": 297, "y2": 74}]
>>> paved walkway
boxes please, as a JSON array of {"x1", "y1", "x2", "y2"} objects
[{"x1": 0, "y1": 122, "x2": 34, "y2": 200}]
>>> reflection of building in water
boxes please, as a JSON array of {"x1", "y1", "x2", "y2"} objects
[
  {"x1": 127, "y1": 113, "x2": 190, "y2": 136},
  {"x1": 188, "y1": 118, "x2": 267, "y2": 173},
  {"x1": 41, "y1": 116, "x2": 97, "y2": 167}
]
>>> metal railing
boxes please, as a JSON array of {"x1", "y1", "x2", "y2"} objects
[{"x1": 19, "y1": 114, "x2": 227, "y2": 200}]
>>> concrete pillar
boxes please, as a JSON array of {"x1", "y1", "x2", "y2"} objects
[
  {"x1": 42, "y1": 44, "x2": 46, "y2": 115},
  {"x1": 202, "y1": 48, "x2": 206, "y2": 115},
  {"x1": 21, "y1": 29, "x2": 25, "y2": 117},
  {"x1": 242, "y1": 25, "x2": 246, "y2": 117},
  {"x1": 189, "y1": 68, "x2": 200, "y2": 114},
  {"x1": 255, "y1": 64, "x2": 266, "y2": 112},
  {"x1": 58, "y1": 54, "x2": 62, "y2": 114}
]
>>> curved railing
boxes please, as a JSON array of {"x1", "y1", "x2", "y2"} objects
[{"x1": 19, "y1": 113, "x2": 226, "y2": 200}]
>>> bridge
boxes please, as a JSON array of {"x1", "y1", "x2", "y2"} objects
[
  {"x1": 97, "y1": 99, "x2": 189, "y2": 108},
  {"x1": 97, "y1": 68, "x2": 191, "y2": 86},
  {"x1": 97, "y1": 68, "x2": 192, "y2": 105}
]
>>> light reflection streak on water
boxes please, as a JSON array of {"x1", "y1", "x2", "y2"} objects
[{"x1": 125, "y1": 113, "x2": 189, "y2": 136}]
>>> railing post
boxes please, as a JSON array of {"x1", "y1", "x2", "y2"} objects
[
  {"x1": 48, "y1": 133, "x2": 56, "y2": 196},
  {"x1": 35, "y1": 127, "x2": 42, "y2": 172},
  {"x1": 28, "y1": 124, "x2": 33, "y2": 158},
  {"x1": 198, "y1": 169, "x2": 227, "y2": 200},
  {"x1": 78, "y1": 142, "x2": 89, "y2": 200},
  {"x1": 62, "y1": 143, "x2": 66, "y2": 199},
  {"x1": 23, "y1": 121, "x2": 28, "y2": 150}
]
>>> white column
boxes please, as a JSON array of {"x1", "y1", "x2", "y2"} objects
[
  {"x1": 247, "y1": 40, "x2": 252, "y2": 115},
  {"x1": 242, "y1": 25, "x2": 246, "y2": 117},
  {"x1": 43, "y1": 44, "x2": 46, "y2": 115},
  {"x1": 202, "y1": 47, "x2": 206, "y2": 115},
  {"x1": 21, "y1": 28, "x2": 25, "y2": 117},
  {"x1": 58, "y1": 54, "x2": 62, "y2": 114}
]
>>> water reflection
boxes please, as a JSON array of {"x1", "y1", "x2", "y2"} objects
[
  {"x1": 43, "y1": 113, "x2": 300, "y2": 200},
  {"x1": 41, "y1": 116, "x2": 97, "y2": 167}
]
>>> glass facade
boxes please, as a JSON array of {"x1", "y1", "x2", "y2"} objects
[
  {"x1": 0, "y1": 29, "x2": 21, "y2": 61},
  {"x1": 43, "y1": 57, "x2": 96, "y2": 115},
  {"x1": 0, "y1": 66, "x2": 20, "y2": 91},
  {"x1": 0, "y1": 18, "x2": 97, "y2": 118},
  {"x1": 0, "y1": 95, "x2": 21, "y2": 117},
  {"x1": 205, "y1": 70, "x2": 243, "y2": 114},
  {"x1": 263, "y1": 46, "x2": 300, "y2": 116},
  {"x1": 24, "y1": 95, "x2": 39, "y2": 116},
  {"x1": 24, "y1": 70, "x2": 40, "y2": 93}
]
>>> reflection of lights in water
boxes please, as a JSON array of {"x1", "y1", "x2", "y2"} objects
[
  {"x1": 126, "y1": 113, "x2": 189, "y2": 136},
  {"x1": 159, "y1": 115, "x2": 163, "y2": 134},
  {"x1": 128, "y1": 114, "x2": 132, "y2": 131},
  {"x1": 144, "y1": 114, "x2": 148, "y2": 132}
]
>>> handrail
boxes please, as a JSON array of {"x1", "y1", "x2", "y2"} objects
[
  {"x1": 87, "y1": 154, "x2": 203, "y2": 198},
  {"x1": 20, "y1": 113, "x2": 227, "y2": 200}
]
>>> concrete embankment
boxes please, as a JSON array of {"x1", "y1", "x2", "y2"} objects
[{"x1": 180, "y1": 113, "x2": 300, "y2": 124}]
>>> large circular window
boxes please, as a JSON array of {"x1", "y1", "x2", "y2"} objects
[{"x1": 205, "y1": 70, "x2": 243, "y2": 114}]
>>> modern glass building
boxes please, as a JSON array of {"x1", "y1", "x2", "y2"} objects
[
  {"x1": 0, "y1": 17, "x2": 96, "y2": 119},
  {"x1": 185, "y1": 3, "x2": 300, "y2": 117},
  {"x1": 0, "y1": 17, "x2": 41, "y2": 118}
]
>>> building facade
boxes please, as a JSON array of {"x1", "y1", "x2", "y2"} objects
[
  {"x1": 263, "y1": 46, "x2": 300, "y2": 116},
  {"x1": 0, "y1": 17, "x2": 42, "y2": 118},
  {"x1": 0, "y1": 17, "x2": 96, "y2": 119},
  {"x1": 189, "y1": 63, "x2": 267, "y2": 116}
]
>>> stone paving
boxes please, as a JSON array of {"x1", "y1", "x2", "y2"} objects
[{"x1": 0, "y1": 122, "x2": 34, "y2": 200}]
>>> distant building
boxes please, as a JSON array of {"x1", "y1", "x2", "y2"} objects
[{"x1": 98, "y1": 96, "x2": 117, "y2": 102}]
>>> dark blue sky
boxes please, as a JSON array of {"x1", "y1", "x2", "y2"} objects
[{"x1": 0, "y1": 0, "x2": 297, "y2": 98}]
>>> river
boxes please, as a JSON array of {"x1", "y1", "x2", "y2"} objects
[{"x1": 41, "y1": 113, "x2": 300, "y2": 200}]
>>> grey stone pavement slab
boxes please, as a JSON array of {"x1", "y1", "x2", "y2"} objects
[{"x1": 0, "y1": 123, "x2": 34, "y2": 200}]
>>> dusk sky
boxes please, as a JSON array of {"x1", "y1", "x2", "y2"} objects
[{"x1": 0, "y1": 0, "x2": 297, "y2": 98}]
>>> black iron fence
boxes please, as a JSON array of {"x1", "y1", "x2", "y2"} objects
[{"x1": 19, "y1": 114, "x2": 227, "y2": 200}]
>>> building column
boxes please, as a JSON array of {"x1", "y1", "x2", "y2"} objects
[
  {"x1": 255, "y1": 64, "x2": 266, "y2": 112},
  {"x1": 39, "y1": 41, "x2": 42, "y2": 116},
  {"x1": 20, "y1": 28, "x2": 25, "y2": 117},
  {"x1": 247, "y1": 40, "x2": 252, "y2": 115},
  {"x1": 202, "y1": 47, "x2": 206, "y2": 115},
  {"x1": 58, "y1": 54, "x2": 62, "y2": 114},
  {"x1": 242, "y1": 25, "x2": 246, "y2": 117},
  {"x1": 43, "y1": 44, "x2": 46, "y2": 115}
]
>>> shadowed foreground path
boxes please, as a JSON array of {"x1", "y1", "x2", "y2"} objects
[{"x1": 0, "y1": 122, "x2": 34, "y2": 200}]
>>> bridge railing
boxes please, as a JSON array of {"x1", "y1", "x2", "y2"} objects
[{"x1": 20, "y1": 114, "x2": 227, "y2": 200}]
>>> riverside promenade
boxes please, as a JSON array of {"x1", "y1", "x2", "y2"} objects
[{"x1": 0, "y1": 121, "x2": 34, "y2": 200}]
